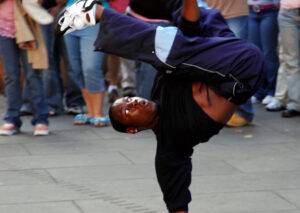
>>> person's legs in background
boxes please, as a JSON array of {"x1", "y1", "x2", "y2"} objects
[
  {"x1": 120, "y1": 58, "x2": 136, "y2": 97},
  {"x1": 80, "y1": 24, "x2": 107, "y2": 126},
  {"x1": 248, "y1": 8, "x2": 279, "y2": 104},
  {"x1": 64, "y1": 24, "x2": 108, "y2": 127},
  {"x1": 0, "y1": 36, "x2": 23, "y2": 135},
  {"x1": 279, "y1": 8, "x2": 300, "y2": 117},
  {"x1": 226, "y1": 16, "x2": 254, "y2": 127},
  {"x1": 259, "y1": 8, "x2": 279, "y2": 105},
  {"x1": 21, "y1": 24, "x2": 85, "y2": 116},
  {"x1": 135, "y1": 61, "x2": 157, "y2": 99},
  {"x1": 40, "y1": 23, "x2": 64, "y2": 116},
  {"x1": 20, "y1": 49, "x2": 49, "y2": 135},
  {"x1": 265, "y1": 36, "x2": 288, "y2": 111},
  {"x1": 60, "y1": 38, "x2": 85, "y2": 115},
  {"x1": 106, "y1": 54, "x2": 121, "y2": 103},
  {"x1": 0, "y1": 36, "x2": 49, "y2": 136}
]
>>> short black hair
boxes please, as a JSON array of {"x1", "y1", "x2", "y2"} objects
[{"x1": 109, "y1": 105, "x2": 127, "y2": 133}]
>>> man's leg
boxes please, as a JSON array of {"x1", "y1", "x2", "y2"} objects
[{"x1": 56, "y1": 1, "x2": 264, "y2": 104}]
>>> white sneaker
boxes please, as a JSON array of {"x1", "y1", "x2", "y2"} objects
[
  {"x1": 251, "y1": 96, "x2": 260, "y2": 104},
  {"x1": 262, "y1": 95, "x2": 273, "y2": 105},
  {"x1": 54, "y1": 0, "x2": 100, "y2": 36},
  {"x1": 0, "y1": 123, "x2": 20, "y2": 136},
  {"x1": 266, "y1": 99, "x2": 284, "y2": 111},
  {"x1": 34, "y1": 124, "x2": 49, "y2": 136}
]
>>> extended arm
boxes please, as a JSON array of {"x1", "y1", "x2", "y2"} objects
[
  {"x1": 155, "y1": 142, "x2": 192, "y2": 213},
  {"x1": 182, "y1": 0, "x2": 200, "y2": 21}
]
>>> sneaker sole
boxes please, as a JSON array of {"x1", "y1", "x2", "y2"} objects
[
  {"x1": 0, "y1": 129, "x2": 19, "y2": 136},
  {"x1": 34, "y1": 130, "x2": 49, "y2": 136}
]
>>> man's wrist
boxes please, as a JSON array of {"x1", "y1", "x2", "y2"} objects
[{"x1": 95, "y1": 4, "x2": 104, "y2": 21}]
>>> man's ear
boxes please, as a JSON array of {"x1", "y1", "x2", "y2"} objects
[{"x1": 126, "y1": 127, "x2": 138, "y2": 134}]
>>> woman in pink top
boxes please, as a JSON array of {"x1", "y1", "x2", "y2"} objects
[{"x1": 0, "y1": 0, "x2": 49, "y2": 136}]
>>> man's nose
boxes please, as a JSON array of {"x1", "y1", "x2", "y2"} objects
[{"x1": 129, "y1": 99, "x2": 138, "y2": 106}]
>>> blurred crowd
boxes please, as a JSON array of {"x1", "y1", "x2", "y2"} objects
[{"x1": 0, "y1": 0, "x2": 299, "y2": 136}]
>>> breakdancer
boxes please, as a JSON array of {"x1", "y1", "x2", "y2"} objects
[{"x1": 55, "y1": 0, "x2": 265, "y2": 212}]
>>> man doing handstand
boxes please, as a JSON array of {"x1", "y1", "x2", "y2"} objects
[{"x1": 55, "y1": 0, "x2": 265, "y2": 212}]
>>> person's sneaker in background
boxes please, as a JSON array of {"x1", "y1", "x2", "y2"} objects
[
  {"x1": 251, "y1": 96, "x2": 260, "y2": 104},
  {"x1": 65, "y1": 106, "x2": 84, "y2": 115},
  {"x1": 262, "y1": 95, "x2": 273, "y2": 105},
  {"x1": 226, "y1": 113, "x2": 250, "y2": 127},
  {"x1": 122, "y1": 87, "x2": 136, "y2": 97},
  {"x1": 266, "y1": 99, "x2": 285, "y2": 111}
]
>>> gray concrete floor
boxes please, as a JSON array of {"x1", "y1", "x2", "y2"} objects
[{"x1": 0, "y1": 95, "x2": 300, "y2": 213}]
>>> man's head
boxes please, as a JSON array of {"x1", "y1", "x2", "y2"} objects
[{"x1": 109, "y1": 97, "x2": 158, "y2": 134}]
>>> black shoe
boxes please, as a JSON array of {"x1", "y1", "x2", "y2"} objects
[
  {"x1": 122, "y1": 87, "x2": 136, "y2": 97},
  {"x1": 281, "y1": 109, "x2": 300, "y2": 118},
  {"x1": 20, "y1": 110, "x2": 33, "y2": 116}
]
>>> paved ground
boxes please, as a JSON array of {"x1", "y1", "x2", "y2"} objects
[{"x1": 0, "y1": 94, "x2": 300, "y2": 213}]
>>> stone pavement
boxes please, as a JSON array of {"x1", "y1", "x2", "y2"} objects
[{"x1": 0, "y1": 95, "x2": 300, "y2": 213}]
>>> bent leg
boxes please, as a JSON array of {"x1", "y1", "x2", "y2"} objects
[{"x1": 95, "y1": 9, "x2": 265, "y2": 104}]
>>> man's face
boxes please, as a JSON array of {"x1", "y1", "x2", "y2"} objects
[{"x1": 111, "y1": 97, "x2": 158, "y2": 129}]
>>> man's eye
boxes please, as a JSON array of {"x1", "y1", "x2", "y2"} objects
[{"x1": 125, "y1": 109, "x2": 129, "y2": 115}]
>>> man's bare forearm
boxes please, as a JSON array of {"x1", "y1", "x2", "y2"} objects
[
  {"x1": 182, "y1": 0, "x2": 200, "y2": 21},
  {"x1": 95, "y1": 4, "x2": 105, "y2": 21}
]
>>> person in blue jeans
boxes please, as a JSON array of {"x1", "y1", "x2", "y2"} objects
[
  {"x1": 248, "y1": 0, "x2": 280, "y2": 105},
  {"x1": 0, "y1": 39, "x2": 50, "y2": 136},
  {"x1": 63, "y1": 0, "x2": 109, "y2": 127},
  {"x1": 227, "y1": 17, "x2": 254, "y2": 126},
  {"x1": 21, "y1": 0, "x2": 86, "y2": 116},
  {"x1": 0, "y1": 0, "x2": 49, "y2": 136},
  {"x1": 206, "y1": 0, "x2": 254, "y2": 127}
]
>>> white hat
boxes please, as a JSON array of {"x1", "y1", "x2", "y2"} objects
[{"x1": 22, "y1": 0, "x2": 53, "y2": 25}]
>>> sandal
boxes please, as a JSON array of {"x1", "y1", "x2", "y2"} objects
[
  {"x1": 73, "y1": 114, "x2": 92, "y2": 125},
  {"x1": 0, "y1": 123, "x2": 20, "y2": 136},
  {"x1": 90, "y1": 116, "x2": 110, "y2": 127}
]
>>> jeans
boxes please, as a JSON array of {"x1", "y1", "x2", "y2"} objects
[
  {"x1": 248, "y1": 7, "x2": 279, "y2": 100},
  {"x1": 0, "y1": 36, "x2": 49, "y2": 127},
  {"x1": 40, "y1": 24, "x2": 64, "y2": 113},
  {"x1": 226, "y1": 16, "x2": 254, "y2": 121},
  {"x1": 57, "y1": 36, "x2": 85, "y2": 108},
  {"x1": 64, "y1": 23, "x2": 105, "y2": 93}
]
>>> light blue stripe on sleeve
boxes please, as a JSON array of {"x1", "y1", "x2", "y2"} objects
[
  {"x1": 154, "y1": 26, "x2": 177, "y2": 63},
  {"x1": 197, "y1": 0, "x2": 210, "y2": 9}
]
